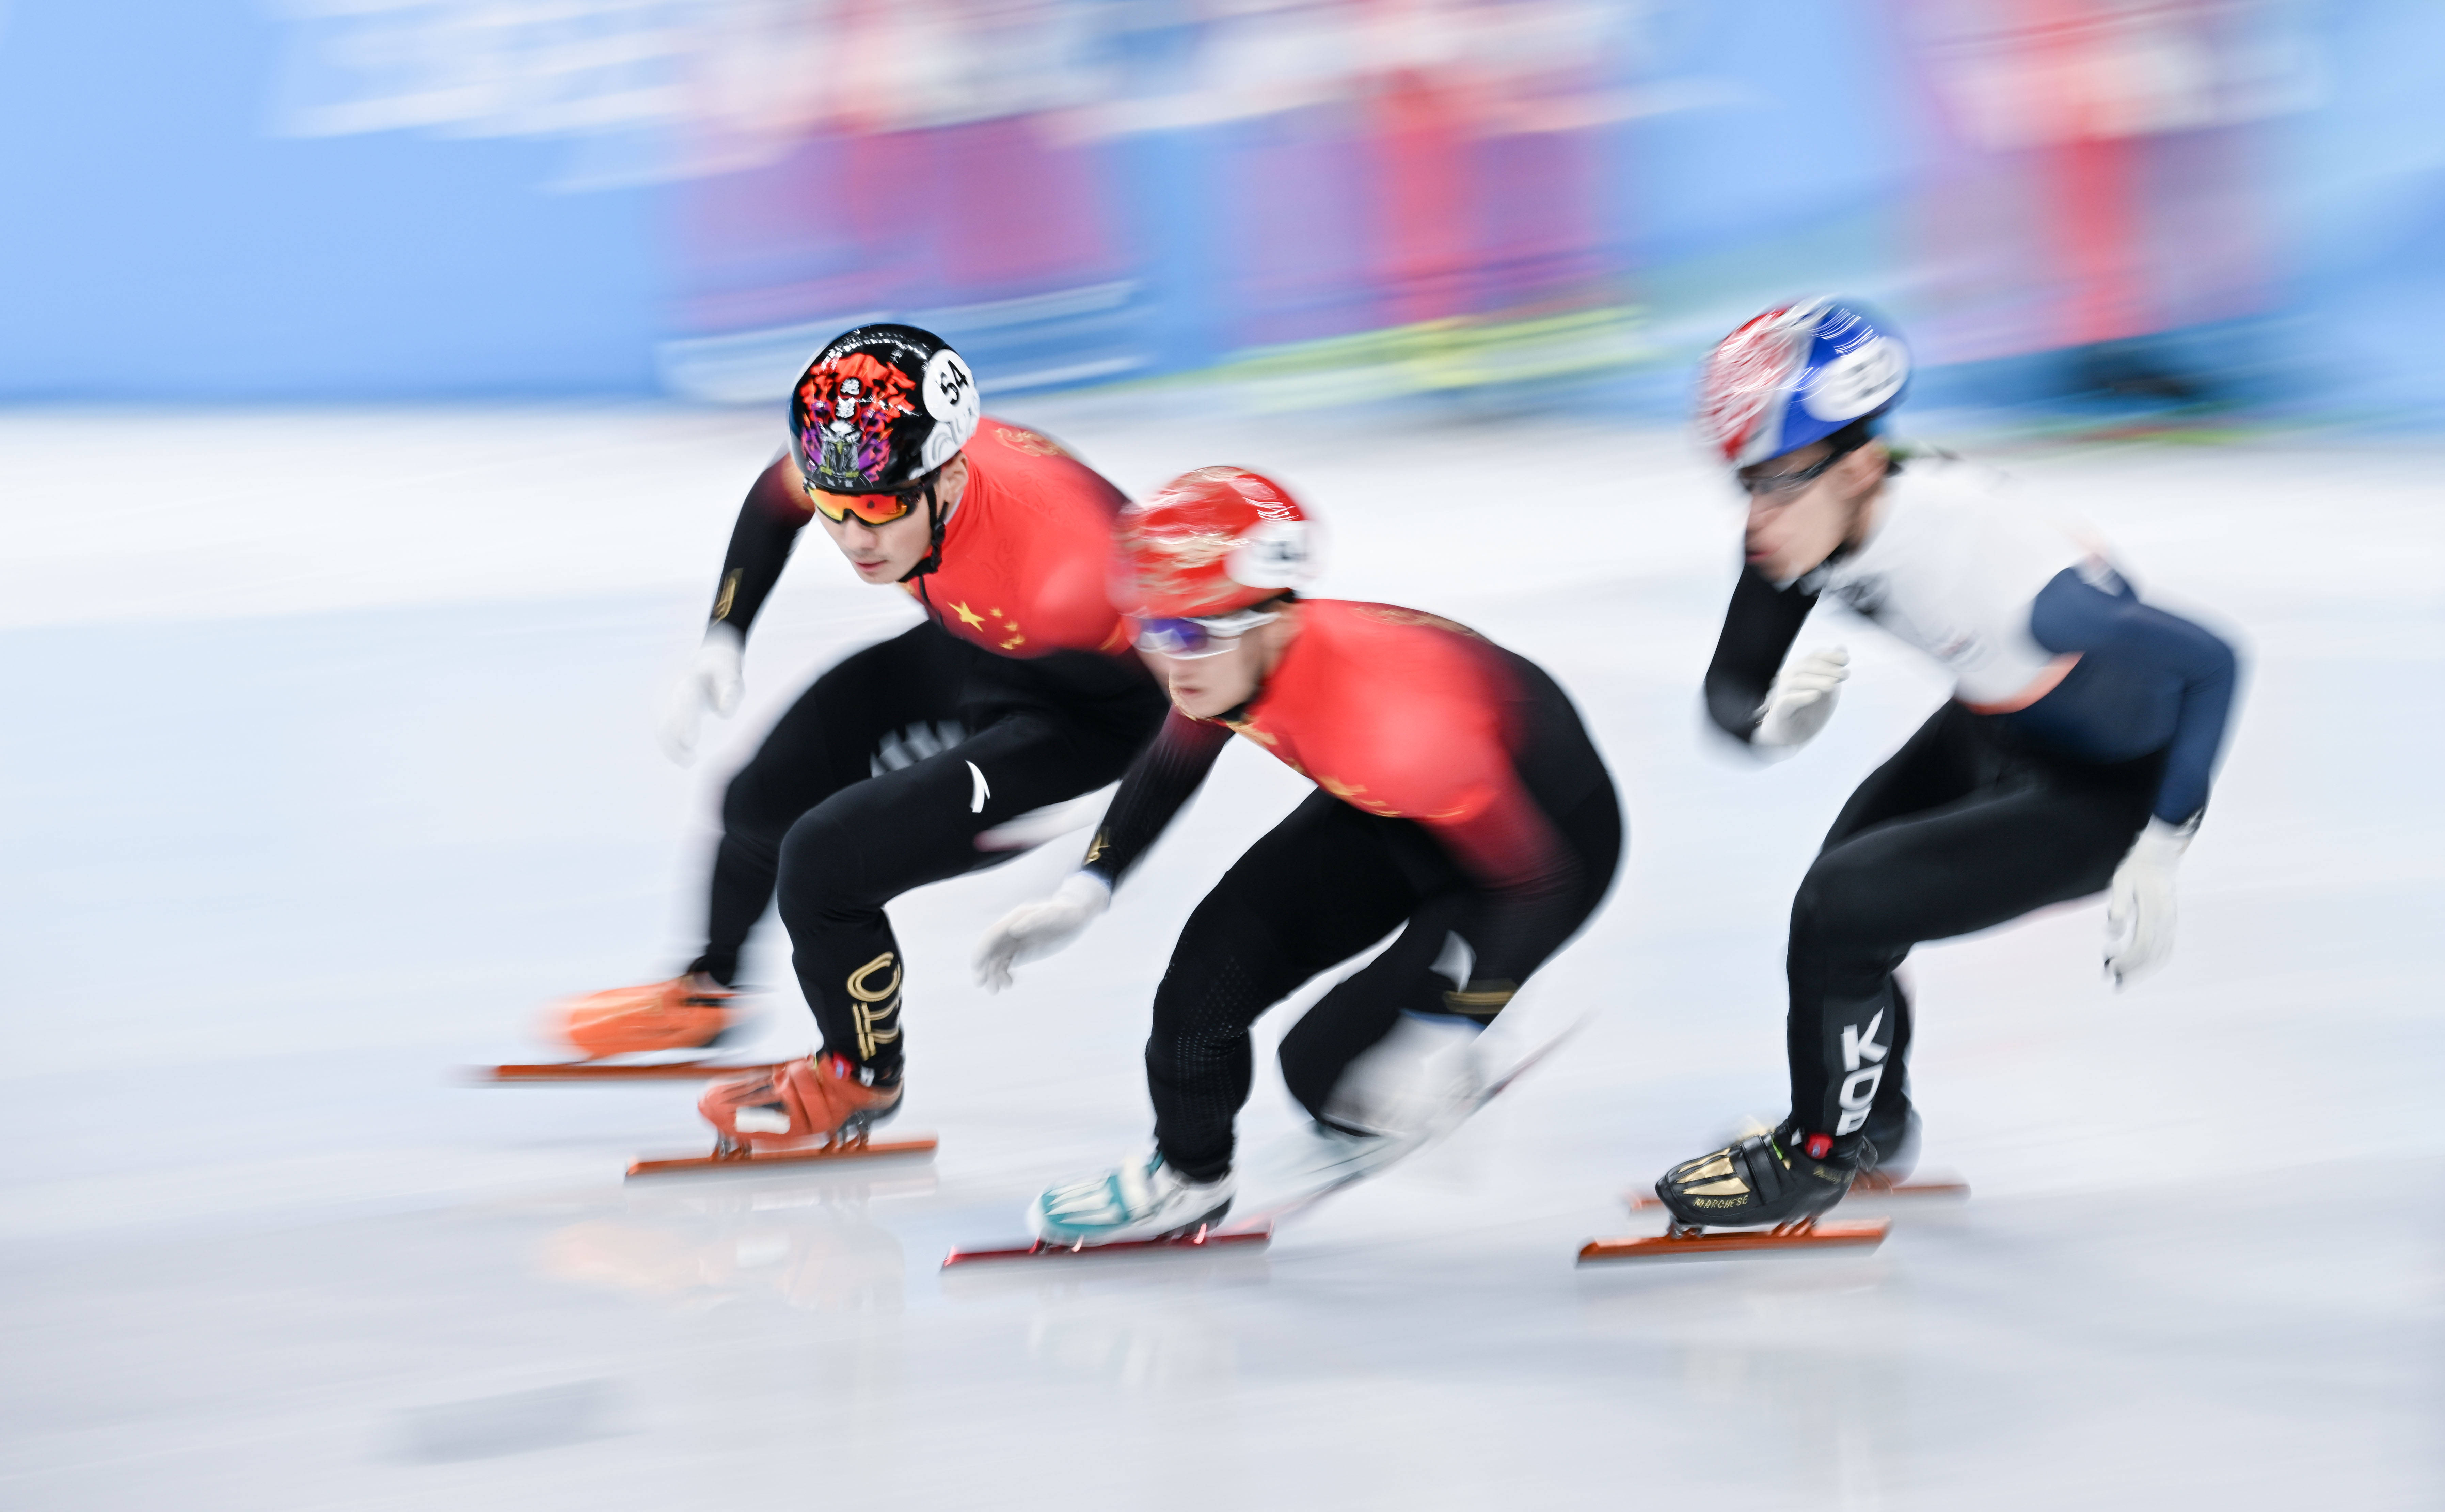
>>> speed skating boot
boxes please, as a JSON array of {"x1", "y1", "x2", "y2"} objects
[
  {"x1": 1654, "y1": 1118, "x2": 1873, "y2": 1229},
  {"x1": 698, "y1": 1053, "x2": 902, "y2": 1152},
  {"x1": 551, "y1": 976, "x2": 740, "y2": 1059},
  {"x1": 1029, "y1": 1152, "x2": 1234, "y2": 1246},
  {"x1": 1857, "y1": 1109, "x2": 1922, "y2": 1186}
]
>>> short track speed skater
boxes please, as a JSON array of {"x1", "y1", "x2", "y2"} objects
[
  {"x1": 961, "y1": 465, "x2": 1623, "y2": 1268},
  {"x1": 1614, "y1": 301, "x2": 2241, "y2": 1264}
]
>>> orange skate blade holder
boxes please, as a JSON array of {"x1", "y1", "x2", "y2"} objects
[
  {"x1": 625, "y1": 1127, "x2": 938, "y2": 1178},
  {"x1": 1578, "y1": 1214, "x2": 1891, "y2": 1263},
  {"x1": 1623, "y1": 1169, "x2": 1969, "y2": 1211},
  {"x1": 941, "y1": 1222, "x2": 1273, "y2": 1267},
  {"x1": 476, "y1": 1060, "x2": 789, "y2": 1083},
  {"x1": 1849, "y1": 1169, "x2": 1971, "y2": 1200}
]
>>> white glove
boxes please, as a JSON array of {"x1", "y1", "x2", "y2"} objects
[
  {"x1": 974, "y1": 872, "x2": 1111, "y2": 992},
  {"x1": 659, "y1": 622, "x2": 745, "y2": 766},
  {"x1": 1752, "y1": 645, "x2": 1850, "y2": 750},
  {"x1": 2105, "y1": 816, "x2": 2193, "y2": 987}
]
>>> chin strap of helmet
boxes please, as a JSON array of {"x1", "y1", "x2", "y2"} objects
[
  {"x1": 1206, "y1": 594, "x2": 1297, "y2": 723},
  {"x1": 897, "y1": 476, "x2": 950, "y2": 585}
]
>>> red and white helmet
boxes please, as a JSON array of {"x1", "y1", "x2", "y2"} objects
[{"x1": 1112, "y1": 467, "x2": 1321, "y2": 619}]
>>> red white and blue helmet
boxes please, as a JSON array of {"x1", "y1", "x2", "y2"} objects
[{"x1": 1694, "y1": 298, "x2": 1909, "y2": 469}]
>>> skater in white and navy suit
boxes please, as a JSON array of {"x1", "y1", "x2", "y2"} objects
[{"x1": 1652, "y1": 298, "x2": 2241, "y2": 1231}]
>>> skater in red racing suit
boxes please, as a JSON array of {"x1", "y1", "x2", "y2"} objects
[
  {"x1": 556, "y1": 324, "x2": 1165, "y2": 1151},
  {"x1": 978, "y1": 467, "x2": 1622, "y2": 1245}
]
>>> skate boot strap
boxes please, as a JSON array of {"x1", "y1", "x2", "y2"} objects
[{"x1": 1783, "y1": 1121, "x2": 1872, "y2": 1172}]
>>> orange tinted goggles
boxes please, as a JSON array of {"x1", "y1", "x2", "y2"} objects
[{"x1": 807, "y1": 484, "x2": 924, "y2": 525}]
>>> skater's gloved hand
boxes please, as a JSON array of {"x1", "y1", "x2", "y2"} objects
[
  {"x1": 659, "y1": 622, "x2": 745, "y2": 766},
  {"x1": 974, "y1": 872, "x2": 1110, "y2": 992},
  {"x1": 2105, "y1": 816, "x2": 2194, "y2": 987},
  {"x1": 1752, "y1": 645, "x2": 1849, "y2": 752}
]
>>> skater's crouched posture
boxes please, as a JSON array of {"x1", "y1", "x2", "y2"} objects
[
  {"x1": 979, "y1": 468, "x2": 1623, "y2": 1244},
  {"x1": 1654, "y1": 298, "x2": 2240, "y2": 1231},
  {"x1": 555, "y1": 324, "x2": 1164, "y2": 1147}
]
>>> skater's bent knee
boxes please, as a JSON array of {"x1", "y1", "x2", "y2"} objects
[
  {"x1": 720, "y1": 763, "x2": 801, "y2": 841},
  {"x1": 773, "y1": 811, "x2": 885, "y2": 920},
  {"x1": 1788, "y1": 862, "x2": 1891, "y2": 950}
]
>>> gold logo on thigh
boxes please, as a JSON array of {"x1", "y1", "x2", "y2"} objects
[{"x1": 847, "y1": 951, "x2": 903, "y2": 1060}]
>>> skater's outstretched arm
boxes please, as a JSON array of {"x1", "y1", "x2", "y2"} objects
[
  {"x1": 973, "y1": 711, "x2": 1231, "y2": 990},
  {"x1": 661, "y1": 457, "x2": 820, "y2": 763},
  {"x1": 1703, "y1": 563, "x2": 1820, "y2": 744},
  {"x1": 2008, "y1": 567, "x2": 2241, "y2": 984},
  {"x1": 708, "y1": 455, "x2": 820, "y2": 638},
  {"x1": 1414, "y1": 779, "x2": 1586, "y2": 1019},
  {"x1": 1079, "y1": 711, "x2": 1234, "y2": 888},
  {"x1": 2022, "y1": 567, "x2": 2240, "y2": 828}
]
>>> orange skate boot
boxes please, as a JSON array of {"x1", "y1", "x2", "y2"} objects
[
  {"x1": 476, "y1": 977, "x2": 770, "y2": 1081},
  {"x1": 552, "y1": 976, "x2": 741, "y2": 1060},
  {"x1": 625, "y1": 1054, "x2": 934, "y2": 1176},
  {"x1": 698, "y1": 1053, "x2": 903, "y2": 1154}
]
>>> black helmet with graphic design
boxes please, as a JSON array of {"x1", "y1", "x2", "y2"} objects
[{"x1": 789, "y1": 324, "x2": 982, "y2": 495}]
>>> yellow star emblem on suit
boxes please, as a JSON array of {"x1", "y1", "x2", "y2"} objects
[
  {"x1": 949, "y1": 601, "x2": 986, "y2": 629},
  {"x1": 1321, "y1": 776, "x2": 1400, "y2": 816}
]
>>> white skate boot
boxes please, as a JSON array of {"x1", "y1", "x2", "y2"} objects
[
  {"x1": 1247, "y1": 1121, "x2": 1416, "y2": 1201},
  {"x1": 1321, "y1": 1012, "x2": 1488, "y2": 1137},
  {"x1": 1028, "y1": 1152, "x2": 1236, "y2": 1246},
  {"x1": 1244, "y1": 1012, "x2": 1490, "y2": 1209}
]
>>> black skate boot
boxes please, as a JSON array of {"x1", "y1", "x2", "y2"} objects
[
  {"x1": 1654, "y1": 1118, "x2": 1873, "y2": 1229},
  {"x1": 1856, "y1": 1110, "x2": 1922, "y2": 1188}
]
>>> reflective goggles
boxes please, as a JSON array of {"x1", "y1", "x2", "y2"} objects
[
  {"x1": 1131, "y1": 607, "x2": 1280, "y2": 659},
  {"x1": 807, "y1": 482, "x2": 927, "y2": 526}
]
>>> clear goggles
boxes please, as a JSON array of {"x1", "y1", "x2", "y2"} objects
[
  {"x1": 1736, "y1": 432, "x2": 1871, "y2": 500},
  {"x1": 1131, "y1": 607, "x2": 1280, "y2": 659},
  {"x1": 1736, "y1": 451, "x2": 1840, "y2": 499}
]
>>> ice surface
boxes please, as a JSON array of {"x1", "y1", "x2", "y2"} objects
[{"x1": 1, "y1": 404, "x2": 2438, "y2": 1509}]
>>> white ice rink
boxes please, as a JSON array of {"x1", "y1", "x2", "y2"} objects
[{"x1": 2, "y1": 402, "x2": 2439, "y2": 1510}]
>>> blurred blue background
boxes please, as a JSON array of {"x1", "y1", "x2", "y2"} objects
[{"x1": 0, "y1": 0, "x2": 2439, "y2": 418}]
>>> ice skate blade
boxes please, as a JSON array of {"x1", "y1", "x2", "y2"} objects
[
  {"x1": 1578, "y1": 1217, "x2": 1889, "y2": 1263},
  {"x1": 625, "y1": 1135, "x2": 937, "y2": 1178},
  {"x1": 1623, "y1": 1172, "x2": 1969, "y2": 1210},
  {"x1": 1850, "y1": 1170, "x2": 1971, "y2": 1201},
  {"x1": 941, "y1": 1224, "x2": 1272, "y2": 1267},
  {"x1": 475, "y1": 1060, "x2": 787, "y2": 1083}
]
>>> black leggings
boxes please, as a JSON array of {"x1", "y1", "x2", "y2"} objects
[
  {"x1": 1148, "y1": 781, "x2": 1622, "y2": 1181},
  {"x1": 694, "y1": 623, "x2": 1162, "y2": 1078},
  {"x1": 1788, "y1": 701, "x2": 2161, "y2": 1142}
]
